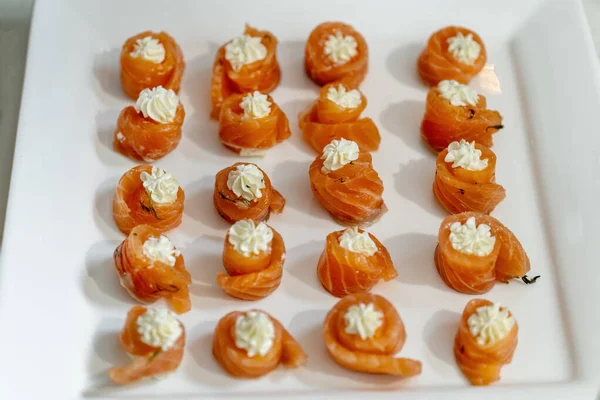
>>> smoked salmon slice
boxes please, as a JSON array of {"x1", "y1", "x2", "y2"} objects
[
  {"x1": 109, "y1": 306, "x2": 185, "y2": 384},
  {"x1": 120, "y1": 31, "x2": 185, "y2": 100},
  {"x1": 212, "y1": 310, "x2": 306, "y2": 378},
  {"x1": 213, "y1": 162, "x2": 285, "y2": 224},
  {"x1": 299, "y1": 82, "x2": 380, "y2": 153},
  {"x1": 317, "y1": 228, "x2": 397, "y2": 297},
  {"x1": 417, "y1": 26, "x2": 486, "y2": 86},
  {"x1": 323, "y1": 293, "x2": 422, "y2": 377},
  {"x1": 114, "y1": 224, "x2": 192, "y2": 314},
  {"x1": 435, "y1": 212, "x2": 537, "y2": 294},
  {"x1": 305, "y1": 22, "x2": 368, "y2": 88},
  {"x1": 217, "y1": 221, "x2": 285, "y2": 300},
  {"x1": 113, "y1": 165, "x2": 185, "y2": 235},
  {"x1": 309, "y1": 139, "x2": 386, "y2": 227},
  {"x1": 211, "y1": 25, "x2": 281, "y2": 119},
  {"x1": 455, "y1": 299, "x2": 518, "y2": 385},
  {"x1": 434, "y1": 140, "x2": 506, "y2": 214},
  {"x1": 218, "y1": 92, "x2": 290, "y2": 156},
  {"x1": 421, "y1": 81, "x2": 503, "y2": 152},
  {"x1": 114, "y1": 86, "x2": 185, "y2": 162}
]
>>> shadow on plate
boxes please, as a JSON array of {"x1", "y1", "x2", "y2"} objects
[
  {"x1": 183, "y1": 175, "x2": 230, "y2": 231},
  {"x1": 379, "y1": 100, "x2": 428, "y2": 154},
  {"x1": 184, "y1": 235, "x2": 232, "y2": 301},
  {"x1": 93, "y1": 176, "x2": 122, "y2": 236},
  {"x1": 385, "y1": 43, "x2": 425, "y2": 90},
  {"x1": 82, "y1": 240, "x2": 131, "y2": 307},
  {"x1": 93, "y1": 48, "x2": 127, "y2": 101},
  {"x1": 278, "y1": 98, "x2": 316, "y2": 156},
  {"x1": 423, "y1": 309, "x2": 462, "y2": 376},
  {"x1": 383, "y1": 232, "x2": 449, "y2": 291},
  {"x1": 394, "y1": 157, "x2": 446, "y2": 218},
  {"x1": 94, "y1": 109, "x2": 132, "y2": 166},
  {"x1": 182, "y1": 44, "x2": 218, "y2": 115},
  {"x1": 278, "y1": 40, "x2": 315, "y2": 90},
  {"x1": 270, "y1": 160, "x2": 330, "y2": 223},
  {"x1": 282, "y1": 241, "x2": 330, "y2": 301}
]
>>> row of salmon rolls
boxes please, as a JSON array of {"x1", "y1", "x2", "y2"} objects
[{"x1": 109, "y1": 295, "x2": 518, "y2": 387}]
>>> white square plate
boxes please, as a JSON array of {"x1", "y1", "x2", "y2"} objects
[{"x1": 1, "y1": 0, "x2": 599, "y2": 398}]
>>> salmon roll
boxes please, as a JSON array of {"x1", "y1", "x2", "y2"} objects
[
  {"x1": 113, "y1": 165, "x2": 185, "y2": 235},
  {"x1": 299, "y1": 82, "x2": 380, "y2": 152},
  {"x1": 435, "y1": 212, "x2": 538, "y2": 294},
  {"x1": 213, "y1": 163, "x2": 285, "y2": 224},
  {"x1": 114, "y1": 86, "x2": 185, "y2": 161},
  {"x1": 114, "y1": 225, "x2": 191, "y2": 314},
  {"x1": 323, "y1": 293, "x2": 422, "y2": 377},
  {"x1": 109, "y1": 306, "x2": 185, "y2": 384},
  {"x1": 120, "y1": 31, "x2": 185, "y2": 100},
  {"x1": 455, "y1": 299, "x2": 518, "y2": 385},
  {"x1": 417, "y1": 26, "x2": 486, "y2": 86},
  {"x1": 309, "y1": 138, "x2": 386, "y2": 227},
  {"x1": 211, "y1": 25, "x2": 281, "y2": 119},
  {"x1": 218, "y1": 91, "x2": 291, "y2": 156},
  {"x1": 217, "y1": 220, "x2": 285, "y2": 300},
  {"x1": 318, "y1": 228, "x2": 397, "y2": 297},
  {"x1": 434, "y1": 140, "x2": 506, "y2": 214},
  {"x1": 212, "y1": 310, "x2": 307, "y2": 378},
  {"x1": 305, "y1": 22, "x2": 368, "y2": 88},
  {"x1": 422, "y1": 80, "x2": 503, "y2": 152}
]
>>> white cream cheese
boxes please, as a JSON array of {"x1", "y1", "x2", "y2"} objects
[
  {"x1": 140, "y1": 166, "x2": 180, "y2": 204},
  {"x1": 447, "y1": 32, "x2": 481, "y2": 65},
  {"x1": 228, "y1": 219, "x2": 273, "y2": 256},
  {"x1": 326, "y1": 84, "x2": 362, "y2": 109},
  {"x1": 467, "y1": 303, "x2": 515, "y2": 346},
  {"x1": 225, "y1": 34, "x2": 267, "y2": 71},
  {"x1": 136, "y1": 308, "x2": 183, "y2": 351},
  {"x1": 116, "y1": 132, "x2": 126, "y2": 143},
  {"x1": 437, "y1": 80, "x2": 478, "y2": 107},
  {"x1": 240, "y1": 91, "x2": 272, "y2": 119},
  {"x1": 321, "y1": 138, "x2": 359, "y2": 173},
  {"x1": 135, "y1": 86, "x2": 179, "y2": 124},
  {"x1": 449, "y1": 216, "x2": 496, "y2": 257},
  {"x1": 234, "y1": 311, "x2": 275, "y2": 357},
  {"x1": 142, "y1": 235, "x2": 180, "y2": 267},
  {"x1": 226, "y1": 164, "x2": 266, "y2": 201},
  {"x1": 344, "y1": 303, "x2": 383, "y2": 340},
  {"x1": 444, "y1": 140, "x2": 488, "y2": 171},
  {"x1": 324, "y1": 30, "x2": 358, "y2": 65},
  {"x1": 339, "y1": 227, "x2": 377, "y2": 256},
  {"x1": 129, "y1": 36, "x2": 166, "y2": 64}
]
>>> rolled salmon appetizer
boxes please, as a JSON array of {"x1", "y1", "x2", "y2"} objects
[
  {"x1": 218, "y1": 91, "x2": 290, "y2": 156},
  {"x1": 114, "y1": 225, "x2": 191, "y2": 314},
  {"x1": 213, "y1": 163, "x2": 285, "y2": 224},
  {"x1": 309, "y1": 138, "x2": 386, "y2": 227},
  {"x1": 422, "y1": 80, "x2": 503, "y2": 152},
  {"x1": 305, "y1": 22, "x2": 368, "y2": 88},
  {"x1": 323, "y1": 293, "x2": 422, "y2": 377},
  {"x1": 299, "y1": 82, "x2": 380, "y2": 152},
  {"x1": 113, "y1": 165, "x2": 185, "y2": 235},
  {"x1": 434, "y1": 140, "x2": 506, "y2": 214},
  {"x1": 217, "y1": 220, "x2": 285, "y2": 300},
  {"x1": 211, "y1": 25, "x2": 281, "y2": 119},
  {"x1": 212, "y1": 310, "x2": 307, "y2": 378},
  {"x1": 120, "y1": 31, "x2": 185, "y2": 100},
  {"x1": 114, "y1": 86, "x2": 185, "y2": 161},
  {"x1": 109, "y1": 306, "x2": 185, "y2": 384},
  {"x1": 318, "y1": 227, "x2": 397, "y2": 297},
  {"x1": 455, "y1": 299, "x2": 518, "y2": 385},
  {"x1": 435, "y1": 212, "x2": 539, "y2": 294},
  {"x1": 417, "y1": 26, "x2": 486, "y2": 86}
]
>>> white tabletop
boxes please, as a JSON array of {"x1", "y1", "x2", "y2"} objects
[{"x1": 0, "y1": 0, "x2": 599, "y2": 245}]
